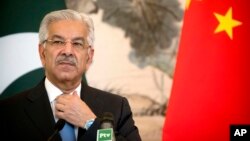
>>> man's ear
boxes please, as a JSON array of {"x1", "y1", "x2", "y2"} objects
[
  {"x1": 86, "y1": 47, "x2": 94, "y2": 69},
  {"x1": 38, "y1": 44, "x2": 46, "y2": 67}
]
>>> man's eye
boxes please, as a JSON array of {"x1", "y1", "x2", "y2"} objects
[
  {"x1": 52, "y1": 40, "x2": 64, "y2": 45},
  {"x1": 72, "y1": 42, "x2": 83, "y2": 48}
]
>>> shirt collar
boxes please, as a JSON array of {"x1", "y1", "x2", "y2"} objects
[{"x1": 45, "y1": 77, "x2": 81, "y2": 103}]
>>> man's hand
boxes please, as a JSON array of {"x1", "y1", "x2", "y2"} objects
[{"x1": 55, "y1": 91, "x2": 96, "y2": 128}]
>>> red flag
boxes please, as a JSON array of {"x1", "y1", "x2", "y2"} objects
[{"x1": 163, "y1": 0, "x2": 250, "y2": 140}]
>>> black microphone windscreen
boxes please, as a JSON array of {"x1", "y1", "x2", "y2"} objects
[
  {"x1": 101, "y1": 112, "x2": 114, "y2": 122},
  {"x1": 99, "y1": 112, "x2": 116, "y2": 141},
  {"x1": 100, "y1": 112, "x2": 114, "y2": 129},
  {"x1": 47, "y1": 119, "x2": 66, "y2": 141},
  {"x1": 54, "y1": 119, "x2": 65, "y2": 131}
]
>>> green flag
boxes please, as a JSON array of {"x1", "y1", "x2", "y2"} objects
[{"x1": 0, "y1": 0, "x2": 66, "y2": 99}]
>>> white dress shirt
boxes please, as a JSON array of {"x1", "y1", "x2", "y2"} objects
[{"x1": 44, "y1": 77, "x2": 81, "y2": 138}]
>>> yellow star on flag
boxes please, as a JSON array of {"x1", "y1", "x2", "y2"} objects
[{"x1": 214, "y1": 7, "x2": 242, "y2": 40}]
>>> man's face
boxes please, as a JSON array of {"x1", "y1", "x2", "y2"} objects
[{"x1": 39, "y1": 20, "x2": 94, "y2": 86}]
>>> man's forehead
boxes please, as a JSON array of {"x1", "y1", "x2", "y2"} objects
[
  {"x1": 50, "y1": 34, "x2": 85, "y2": 41},
  {"x1": 47, "y1": 20, "x2": 88, "y2": 39},
  {"x1": 48, "y1": 19, "x2": 86, "y2": 28}
]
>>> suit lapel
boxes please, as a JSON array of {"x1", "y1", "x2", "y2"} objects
[
  {"x1": 80, "y1": 82, "x2": 104, "y2": 116},
  {"x1": 24, "y1": 80, "x2": 56, "y2": 138}
]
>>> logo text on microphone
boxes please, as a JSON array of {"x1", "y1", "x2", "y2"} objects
[{"x1": 97, "y1": 128, "x2": 113, "y2": 141}]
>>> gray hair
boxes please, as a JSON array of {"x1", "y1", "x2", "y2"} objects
[{"x1": 38, "y1": 9, "x2": 95, "y2": 47}]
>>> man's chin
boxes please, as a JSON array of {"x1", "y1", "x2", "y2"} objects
[
  {"x1": 58, "y1": 64, "x2": 76, "y2": 72},
  {"x1": 52, "y1": 69, "x2": 82, "y2": 83},
  {"x1": 55, "y1": 72, "x2": 76, "y2": 81}
]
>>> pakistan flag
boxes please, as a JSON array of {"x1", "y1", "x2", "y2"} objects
[{"x1": 0, "y1": 0, "x2": 66, "y2": 99}]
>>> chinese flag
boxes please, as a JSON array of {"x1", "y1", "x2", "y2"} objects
[{"x1": 162, "y1": 0, "x2": 250, "y2": 141}]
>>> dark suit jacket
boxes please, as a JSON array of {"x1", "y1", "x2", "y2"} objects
[{"x1": 0, "y1": 79, "x2": 141, "y2": 141}]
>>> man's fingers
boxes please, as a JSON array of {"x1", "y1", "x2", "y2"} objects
[{"x1": 55, "y1": 103, "x2": 65, "y2": 112}]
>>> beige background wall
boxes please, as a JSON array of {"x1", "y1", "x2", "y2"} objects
[{"x1": 67, "y1": 0, "x2": 186, "y2": 140}]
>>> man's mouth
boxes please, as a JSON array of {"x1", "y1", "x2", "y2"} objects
[{"x1": 58, "y1": 61, "x2": 75, "y2": 66}]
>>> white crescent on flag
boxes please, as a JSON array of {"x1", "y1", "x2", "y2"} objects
[{"x1": 0, "y1": 33, "x2": 42, "y2": 94}]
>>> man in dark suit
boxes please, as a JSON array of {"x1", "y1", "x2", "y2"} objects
[{"x1": 0, "y1": 9, "x2": 141, "y2": 141}]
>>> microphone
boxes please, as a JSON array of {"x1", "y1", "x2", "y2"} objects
[
  {"x1": 47, "y1": 119, "x2": 65, "y2": 141},
  {"x1": 100, "y1": 112, "x2": 114, "y2": 129},
  {"x1": 97, "y1": 112, "x2": 116, "y2": 141}
]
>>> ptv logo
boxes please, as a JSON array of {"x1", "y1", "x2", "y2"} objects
[
  {"x1": 99, "y1": 133, "x2": 111, "y2": 138},
  {"x1": 230, "y1": 125, "x2": 250, "y2": 141},
  {"x1": 97, "y1": 128, "x2": 113, "y2": 141}
]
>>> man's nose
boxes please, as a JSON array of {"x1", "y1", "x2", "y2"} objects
[{"x1": 62, "y1": 42, "x2": 74, "y2": 56}]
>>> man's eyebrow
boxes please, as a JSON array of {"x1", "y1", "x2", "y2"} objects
[
  {"x1": 50, "y1": 35, "x2": 85, "y2": 41},
  {"x1": 72, "y1": 37, "x2": 85, "y2": 41},
  {"x1": 50, "y1": 35, "x2": 64, "y2": 40}
]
